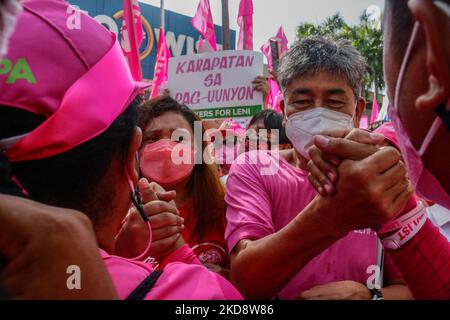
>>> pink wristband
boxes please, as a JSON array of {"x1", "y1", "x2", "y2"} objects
[
  {"x1": 381, "y1": 211, "x2": 427, "y2": 250},
  {"x1": 377, "y1": 201, "x2": 426, "y2": 235}
]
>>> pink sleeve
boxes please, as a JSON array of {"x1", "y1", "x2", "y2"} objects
[
  {"x1": 224, "y1": 152, "x2": 275, "y2": 253},
  {"x1": 160, "y1": 244, "x2": 202, "y2": 268},
  {"x1": 149, "y1": 262, "x2": 243, "y2": 300},
  {"x1": 388, "y1": 219, "x2": 450, "y2": 299}
]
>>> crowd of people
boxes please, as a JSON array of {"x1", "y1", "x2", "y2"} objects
[{"x1": 0, "y1": 0, "x2": 449, "y2": 300}]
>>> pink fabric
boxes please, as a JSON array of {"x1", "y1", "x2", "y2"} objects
[
  {"x1": 100, "y1": 245, "x2": 242, "y2": 300},
  {"x1": 374, "y1": 122, "x2": 400, "y2": 149},
  {"x1": 1, "y1": 1, "x2": 148, "y2": 162},
  {"x1": 7, "y1": 38, "x2": 138, "y2": 161},
  {"x1": 0, "y1": 0, "x2": 113, "y2": 117},
  {"x1": 370, "y1": 98, "x2": 379, "y2": 124},
  {"x1": 260, "y1": 27, "x2": 288, "y2": 111},
  {"x1": 261, "y1": 26, "x2": 288, "y2": 64},
  {"x1": 192, "y1": 0, "x2": 217, "y2": 52},
  {"x1": 225, "y1": 151, "x2": 402, "y2": 299},
  {"x1": 121, "y1": 0, "x2": 144, "y2": 81},
  {"x1": 389, "y1": 219, "x2": 450, "y2": 299},
  {"x1": 237, "y1": 0, "x2": 253, "y2": 50},
  {"x1": 160, "y1": 244, "x2": 203, "y2": 268},
  {"x1": 150, "y1": 28, "x2": 172, "y2": 98}
]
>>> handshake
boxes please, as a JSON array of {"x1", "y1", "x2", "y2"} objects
[{"x1": 304, "y1": 126, "x2": 414, "y2": 237}]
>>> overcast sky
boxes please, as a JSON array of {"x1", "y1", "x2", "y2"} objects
[{"x1": 141, "y1": 0, "x2": 384, "y2": 50}]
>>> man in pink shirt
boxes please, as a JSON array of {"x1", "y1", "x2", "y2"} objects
[{"x1": 225, "y1": 37, "x2": 413, "y2": 299}]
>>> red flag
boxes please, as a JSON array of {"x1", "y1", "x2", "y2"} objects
[
  {"x1": 121, "y1": 0, "x2": 144, "y2": 81},
  {"x1": 237, "y1": 0, "x2": 253, "y2": 50},
  {"x1": 192, "y1": 0, "x2": 217, "y2": 52},
  {"x1": 150, "y1": 28, "x2": 172, "y2": 98}
]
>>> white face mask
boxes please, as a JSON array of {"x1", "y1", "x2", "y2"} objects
[
  {"x1": 285, "y1": 107, "x2": 354, "y2": 159},
  {"x1": 0, "y1": 0, "x2": 21, "y2": 59}
]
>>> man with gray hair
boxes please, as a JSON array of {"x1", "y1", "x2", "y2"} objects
[{"x1": 225, "y1": 36, "x2": 413, "y2": 299}]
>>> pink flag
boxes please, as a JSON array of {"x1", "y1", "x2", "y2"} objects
[
  {"x1": 370, "y1": 98, "x2": 379, "y2": 123},
  {"x1": 275, "y1": 26, "x2": 289, "y2": 54},
  {"x1": 192, "y1": 0, "x2": 217, "y2": 52},
  {"x1": 261, "y1": 26, "x2": 289, "y2": 111},
  {"x1": 150, "y1": 28, "x2": 172, "y2": 99},
  {"x1": 360, "y1": 115, "x2": 369, "y2": 129},
  {"x1": 237, "y1": 0, "x2": 253, "y2": 50},
  {"x1": 121, "y1": 0, "x2": 144, "y2": 81}
]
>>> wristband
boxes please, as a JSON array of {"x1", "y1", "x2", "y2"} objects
[
  {"x1": 376, "y1": 201, "x2": 425, "y2": 235},
  {"x1": 381, "y1": 211, "x2": 427, "y2": 250}
]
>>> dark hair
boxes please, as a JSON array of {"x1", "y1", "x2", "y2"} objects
[
  {"x1": 138, "y1": 96, "x2": 226, "y2": 241},
  {"x1": 0, "y1": 108, "x2": 46, "y2": 197},
  {"x1": 0, "y1": 97, "x2": 141, "y2": 227},
  {"x1": 278, "y1": 36, "x2": 367, "y2": 98},
  {"x1": 248, "y1": 109, "x2": 290, "y2": 145}
]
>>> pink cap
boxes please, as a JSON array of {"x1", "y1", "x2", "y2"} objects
[
  {"x1": 373, "y1": 122, "x2": 400, "y2": 149},
  {"x1": 0, "y1": 0, "x2": 149, "y2": 161}
]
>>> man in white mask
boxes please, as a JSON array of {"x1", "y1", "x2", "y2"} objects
[
  {"x1": 225, "y1": 36, "x2": 413, "y2": 300},
  {"x1": 306, "y1": 0, "x2": 450, "y2": 300}
]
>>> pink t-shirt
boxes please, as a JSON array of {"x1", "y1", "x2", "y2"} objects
[
  {"x1": 100, "y1": 245, "x2": 242, "y2": 300},
  {"x1": 225, "y1": 150, "x2": 401, "y2": 299}
]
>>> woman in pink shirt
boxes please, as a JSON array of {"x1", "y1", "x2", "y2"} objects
[{"x1": 134, "y1": 96, "x2": 230, "y2": 277}]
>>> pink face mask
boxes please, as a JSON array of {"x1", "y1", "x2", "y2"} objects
[
  {"x1": 389, "y1": 20, "x2": 450, "y2": 210},
  {"x1": 140, "y1": 139, "x2": 195, "y2": 188}
]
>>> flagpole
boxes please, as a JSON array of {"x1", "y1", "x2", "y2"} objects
[
  {"x1": 160, "y1": 0, "x2": 165, "y2": 30},
  {"x1": 221, "y1": 0, "x2": 230, "y2": 50}
]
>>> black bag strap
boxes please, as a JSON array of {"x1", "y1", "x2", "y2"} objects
[{"x1": 125, "y1": 270, "x2": 163, "y2": 300}]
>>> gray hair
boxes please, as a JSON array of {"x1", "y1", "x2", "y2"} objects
[{"x1": 277, "y1": 36, "x2": 367, "y2": 98}]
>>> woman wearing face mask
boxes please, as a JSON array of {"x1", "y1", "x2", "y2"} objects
[{"x1": 137, "y1": 96, "x2": 230, "y2": 277}]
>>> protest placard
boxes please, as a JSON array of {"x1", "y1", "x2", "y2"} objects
[{"x1": 168, "y1": 50, "x2": 264, "y2": 120}]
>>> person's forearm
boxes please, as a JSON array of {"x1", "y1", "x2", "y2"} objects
[
  {"x1": 230, "y1": 197, "x2": 347, "y2": 299},
  {"x1": 381, "y1": 285, "x2": 414, "y2": 300},
  {"x1": 388, "y1": 220, "x2": 450, "y2": 299}
]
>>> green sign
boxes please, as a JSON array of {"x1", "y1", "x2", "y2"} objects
[{"x1": 194, "y1": 105, "x2": 263, "y2": 120}]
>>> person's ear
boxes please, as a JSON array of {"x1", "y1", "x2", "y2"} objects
[
  {"x1": 409, "y1": 0, "x2": 450, "y2": 112},
  {"x1": 126, "y1": 127, "x2": 143, "y2": 184},
  {"x1": 354, "y1": 97, "x2": 366, "y2": 127}
]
